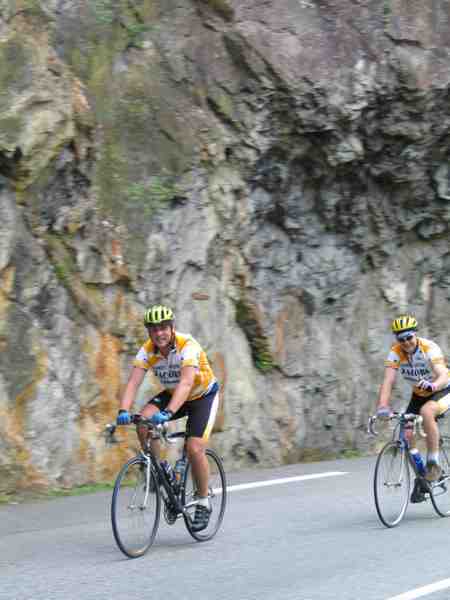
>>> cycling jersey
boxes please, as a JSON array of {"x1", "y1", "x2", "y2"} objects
[
  {"x1": 133, "y1": 331, "x2": 216, "y2": 401},
  {"x1": 385, "y1": 336, "x2": 450, "y2": 398}
]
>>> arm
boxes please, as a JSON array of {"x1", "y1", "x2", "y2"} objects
[
  {"x1": 119, "y1": 367, "x2": 146, "y2": 412},
  {"x1": 377, "y1": 366, "x2": 397, "y2": 410},
  {"x1": 430, "y1": 363, "x2": 449, "y2": 391},
  {"x1": 166, "y1": 365, "x2": 196, "y2": 414}
]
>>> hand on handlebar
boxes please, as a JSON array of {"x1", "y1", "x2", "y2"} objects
[
  {"x1": 150, "y1": 410, "x2": 173, "y2": 426},
  {"x1": 376, "y1": 406, "x2": 392, "y2": 419},
  {"x1": 117, "y1": 410, "x2": 131, "y2": 425},
  {"x1": 417, "y1": 379, "x2": 436, "y2": 393}
]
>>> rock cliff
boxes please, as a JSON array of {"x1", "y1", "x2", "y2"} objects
[{"x1": 1, "y1": 0, "x2": 450, "y2": 493}]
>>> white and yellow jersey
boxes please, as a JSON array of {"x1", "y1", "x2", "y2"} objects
[
  {"x1": 133, "y1": 331, "x2": 216, "y2": 401},
  {"x1": 385, "y1": 337, "x2": 450, "y2": 397}
]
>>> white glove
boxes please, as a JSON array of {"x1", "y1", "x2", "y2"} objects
[{"x1": 417, "y1": 379, "x2": 436, "y2": 393}]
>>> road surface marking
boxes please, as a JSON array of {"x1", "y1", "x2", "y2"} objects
[
  {"x1": 387, "y1": 578, "x2": 450, "y2": 600},
  {"x1": 219, "y1": 471, "x2": 348, "y2": 493}
]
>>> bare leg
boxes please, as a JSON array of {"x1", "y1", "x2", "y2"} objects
[
  {"x1": 187, "y1": 437, "x2": 209, "y2": 497},
  {"x1": 420, "y1": 401, "x2": 441, "y2": 455},
  {"x1": 138, "y1": 404, "x2": 160, "y2": 455},
  {"x1": 420, "y1": 400, "x2": 443, "y2": 481}
]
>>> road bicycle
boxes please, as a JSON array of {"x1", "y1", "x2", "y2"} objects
[
  {"x1": 105, "y1": 414, "x2": 227, "y2": 558},
  {"x1": 368, "y1": 412, "x2": 450, "y2": 527}
]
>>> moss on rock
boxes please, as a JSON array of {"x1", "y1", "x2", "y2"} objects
[{"x1": 235, "y1": 298, "x2": 277, "y2": 372}]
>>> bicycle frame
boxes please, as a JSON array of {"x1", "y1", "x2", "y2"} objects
[
  {"x1": 369, "y1": 412, "x2": 427, "y2": 476},
  {"x1": 109, "y1": 414, "x2": 227, "y2": 556},
  {"x1": 140, "y1": 427, "x2": 196, "y2": 521},
  {"x1": 107, "y1": 415, "x2": 218, "y2": 519}
]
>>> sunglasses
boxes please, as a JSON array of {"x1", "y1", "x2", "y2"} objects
[
  {"x1": 396, "y1": 333, "x2": 415, "y2": 342},
  {"x1": 146, "y1": 323, "x2": 172, "y2": 331}
]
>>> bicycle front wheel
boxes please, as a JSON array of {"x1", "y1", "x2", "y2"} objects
[
  {"x1": 430, "y1": 437, "x2": 450, "y2": 517},
  {"x1": 182, "y1": 448, "x2": 227, "y2": 542},
  {"x1": 374, "y1": 442, "x2": 411, "y2": 528},
  {"x1": 111, "y1": 456, "x2": 161, "y2": 558}
]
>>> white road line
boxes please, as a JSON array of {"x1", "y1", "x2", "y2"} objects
[
  {"x1": 387, "y1": 578, "x2": 450, "y2": 600},
  {"x1": 220, "y1": 471, "x2": 348, "y2": 493}
]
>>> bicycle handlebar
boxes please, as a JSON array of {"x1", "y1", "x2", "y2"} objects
[
  {"x1": 367, "y1": 412, "x2": 426, "y2": 437},
  {"x1": 104, "y1": 414, "x2": 184, "y2": 445}
]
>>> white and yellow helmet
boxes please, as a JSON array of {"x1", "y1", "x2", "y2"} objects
[
  {"x1": 391, "y1": 314, "x2": 418, "y2": 334},
  {"x1": 144, "y1": 304, "x2": 174, "y2": 326}
]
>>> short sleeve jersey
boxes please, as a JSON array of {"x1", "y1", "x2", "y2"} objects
[
  {"x1": 384, "y1": 337, "x2": 450, "y2": 397},
  {"x1": 133, "y1": 331, "x2": 216, "y2": 401}
]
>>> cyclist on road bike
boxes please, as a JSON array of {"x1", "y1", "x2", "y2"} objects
[
  {"x1": 376, "y1": 315, "x2": 450, "y2": 500},
  {"x1": 116, "y1": 304, "x2": 220, "y2": 532}
]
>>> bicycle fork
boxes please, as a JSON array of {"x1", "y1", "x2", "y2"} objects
[
  {"x1": 127, "y1": 454, "x2": 152, "y2": 511},
  {"x1": 385, "y1": 444, "x2": 409, "y2": 488}
]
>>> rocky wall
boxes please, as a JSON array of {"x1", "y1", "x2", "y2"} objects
[{"x1": 1, "y1": 0, "x2": 450, "y2": 492}]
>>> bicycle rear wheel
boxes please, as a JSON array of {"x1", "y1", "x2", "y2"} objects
[
  {"x1": 182, "y1": 448, "x2": 227, "y2": 541},
  {"x1": 111, "y1": 456, "x2": 161, "y2": 558},
  {"x1": 430, "y1": 437, "x2": 450, "y2": 517},
  {"x1": 374, "y1": 441, "x2": 411, "y2": 528}
]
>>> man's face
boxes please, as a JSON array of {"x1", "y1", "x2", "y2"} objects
[
  {"x1": 396, "y1": 331, "x2": 417, "y2": 354},
  {"x1": 147, "y1": 323, "x2": 173, "y2": 350}
]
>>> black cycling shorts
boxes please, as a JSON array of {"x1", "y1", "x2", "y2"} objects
[
  {"x1": 148, "y1": 381, "x2": 220, "y2": 441},
  {"x1": 406, "y1": 385, "x2": 450, "y2": 416}
]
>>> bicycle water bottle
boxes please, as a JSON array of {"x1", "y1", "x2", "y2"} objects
[
  {"x1": 174, "y1": 456, "x2": 187, "y2": 488},
  {"x1": 161, "y1": 460, "x2": 176, "y2": 485},
  {"x1": 410, "y1": 448, "x2": 425, "y2": 476}
]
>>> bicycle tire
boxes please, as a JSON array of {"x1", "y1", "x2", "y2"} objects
[
  {"x1": 430, "y1": 436, "x2": 450, "y2": 517},
  {"x1": 111, "y1": 456, "x2": 161, "y2": 558},
  {"x1": 182, "y1": 448, "x2": 227, "y2": 541},
  {"x1": 374, "y1": 441, "x2": 411, "y2": 528}
]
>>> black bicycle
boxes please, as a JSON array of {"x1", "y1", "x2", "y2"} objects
[
  {"x1": 368, "y1": 412, "x2": 450, "y2": 527},
  {"x1": 105, "y1": 415, "x2": 227, "y2": 558}
]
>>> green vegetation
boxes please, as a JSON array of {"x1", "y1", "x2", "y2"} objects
[
  {"x1": 0, "y1": 114, "x2": 24, "y2": 147},
  {"x1": 45, "y1": 234, "x2": 77, "y2": 286},
  {"x1": 47, "y1": 482, "x2": 114, "y2": 497},
  {"x1": 235, "y1": 299, "x2": 276, "y2": 372},
  {"x1": 0, "y1": 37, "x2": 31, "y2": 111},
  {"x1": 124, "y1": 23, "x2": 148, "y2": 48},
  {"x1": 22, "y1": 0, "x2": 49, "y2": 18},
  {"x1": 339, "y1": 448, "x2": 363, "y2": 459},
  {"x1": 145, "y1": 176, "x2": 179, "y2": 203},
  {"x1": 90, "y1": 0, "x2": 115, "y2": 25},
  {"x1": 383, "y1": 0, "x2": 391, "y2": 27},
  {"x1": 88, "y1": 0, "x2": 152, "y2": 47},
  {"x1": 297, "y1": 447, "x2": 364, "y2": 463},
  {"x1": 202, "y1": 0, "x2": 235, "y2": 21},
  {"x1": 0, "y1": 482, "x2": 114, "y2": 505},
  {"x1": 208, "y1": 91, "x2": 235, "y2": 125},
  {"x1": 95, "y1": 132, "x2": 129, "y2": 218},
  {"x1": 253, "y1": 344, "x2": 276, "y2": 372},
  {"x1": 127, "y1": 176, "x2": 179, "y2": 217}
]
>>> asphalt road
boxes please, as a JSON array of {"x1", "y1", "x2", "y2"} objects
[{"x1": 1, "y1": 456, "x2": 450, "y2": 600}]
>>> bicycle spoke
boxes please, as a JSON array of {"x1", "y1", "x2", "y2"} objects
[
  {"x1": 111, "y1": 457, "x2": 160, "y2": 558},
  {"x1": 182, "y1": 448, "x2": 227, "y2": 541},
  {"x1": 430, "y1": 440, "x2": 450, "y2": 517},
  {"x1": 374, "y1": 442, "x2": 410, "y2": 527}
]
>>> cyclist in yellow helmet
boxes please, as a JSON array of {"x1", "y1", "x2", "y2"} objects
[
  {"x1": 117, "y1": 304, "x2": 219, "y2": 532},
  {"x1": 376, "y1": 314, "x2": 450, "y2": 498}
]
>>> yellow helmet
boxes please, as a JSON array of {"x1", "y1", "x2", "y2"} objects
[
  {"x1": 144, "y1": 305, "x2": 174, "y2": 326},
  {"x1": 391, "y1": 314, "x2": 418, "y2": 334}
]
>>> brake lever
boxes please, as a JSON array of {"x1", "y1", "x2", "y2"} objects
[
  {"x1": 367, "y1": 415, "x2": 378, "y2": 436},
  {"x1": 156, "y1": 422, "x2": 178, "y2": 445},
  {"x1": 103, "y1": 423, "x2": 119, "y2": 445}
]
